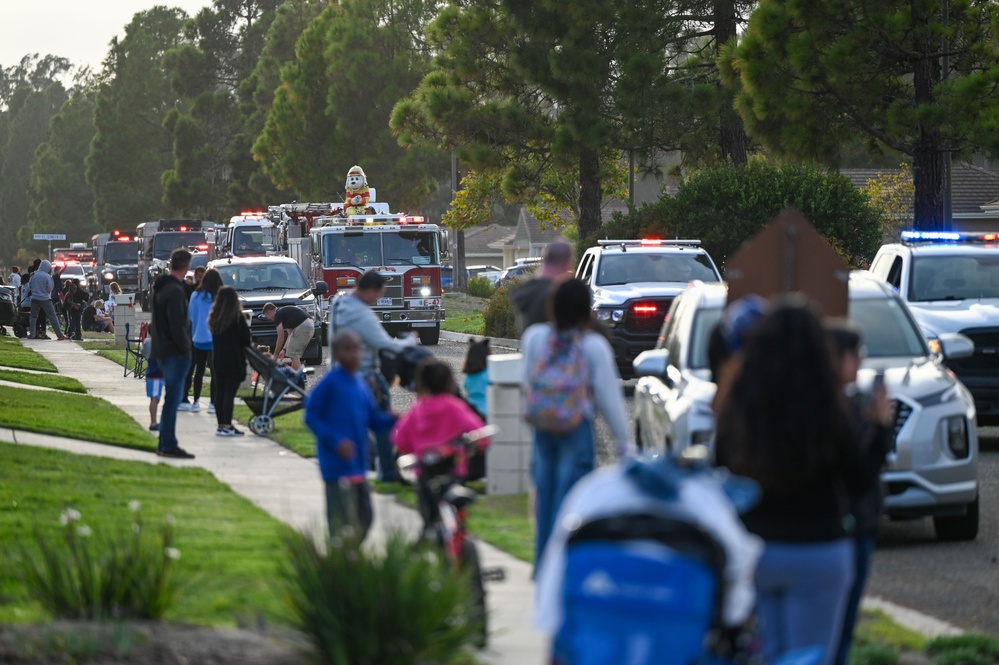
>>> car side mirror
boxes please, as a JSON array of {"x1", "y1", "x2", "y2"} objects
[
  {"x1": 938, "y1": 332, "x2": 974, "y2": 360},
  {"x1": 313, "y1": 281, "x2": 329, "y2": 296},
  {"x1": 633, "y1": 349, "x2": 673, "y2": 387}
]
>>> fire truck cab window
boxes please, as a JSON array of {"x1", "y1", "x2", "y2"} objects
[
  {"x1": 383, "y1": 231, "x2": 438, "y2": 266},
  {"x1": 324, "y1": 234, "x2": 380, "y2": 267}
]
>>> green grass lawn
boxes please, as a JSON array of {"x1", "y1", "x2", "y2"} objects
[
  {"x1": 0, "y1": 337, "x2": 58, "y2": 373},
  {"x1": 441, "y1": 293, "x2": 486, "y2": 336},
  {"x1": 374, "y1": 480, "x2": 533, "y2": 563},
  {"x1": 0, "y1": 442, "x2": 288, "y2": 626},
  {"x1": 0, "y1": 385, "x2": 156, "y2": 451},
  {"x1": 232, "y1": 402, "x2": 314, "y2": 457},
  {"x1": 0, "y1": 368, "x2": 86, "y2": 393}
]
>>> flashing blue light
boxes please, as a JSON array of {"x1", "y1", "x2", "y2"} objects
[{"x1": 901, "y1": 230, "x2": 963, "y2": 242}]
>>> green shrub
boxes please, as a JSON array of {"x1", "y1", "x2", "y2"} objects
[
  {"x1": 582, "y1": 159, "x2": 883, "y2": 269},
  {"x1": 467, "y1": 276, "x2": 496, "y2": 298},
  {"x1": 931, "y1": 648, "x2": 993, "y2": 665},
  {"x1": 926, "y1": 635, "x2": 999, "y2": 661},
  {"x1": 281, "y1": 529, "x2": 478, "y2": 665},
  {"x1": 483, "y1": 282, "x2": 519, "y2": 339},
  {"x1": 18, "y1": 502, "x2": 180, "y2": 620},
  {"x1": 850, "y1": 642, "x2": 900, "y2": 665}
]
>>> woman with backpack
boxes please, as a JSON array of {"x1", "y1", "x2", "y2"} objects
[{"x1": 521, "y1": 278, "x2": 632, "y2": 565}]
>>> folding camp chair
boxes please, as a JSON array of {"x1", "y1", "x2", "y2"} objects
[{"x1": 123, "y1": 322, "x2": 147, "y2": 378}]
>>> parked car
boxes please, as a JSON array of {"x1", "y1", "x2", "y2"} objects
[{"x1": 633, "y1": 273, "x2": 979, "y2": 541}]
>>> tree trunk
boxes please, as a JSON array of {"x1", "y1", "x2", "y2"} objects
[
  {"x1": 908, "y1": 0, "x2": 945, "y2": 230},
  {"x1": 454, "y1": 229, "x2": 468, "y2": 293},
  {"x1": 578, "y1": 148, "x2": 602, "y2": 240},
  {"x1": 715, "y1": 0, "x2": 748, "y2": 166}
]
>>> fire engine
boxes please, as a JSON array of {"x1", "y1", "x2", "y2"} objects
[
  {"x1": 218, "y1": 212, "x2": 279, "y2": 258},
  {"x1": 92, "y1": 230, "x2": 139, "y2": 297},
  {"x1": 307, "y1": 209, "x2": 448, "y2": 345},
  {"x1": 135, "y1": 219, "x2": 218, "y2": 311}
]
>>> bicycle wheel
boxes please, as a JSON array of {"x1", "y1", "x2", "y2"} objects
[{"x1": 460, "y1": 539, "x2": 488, "y2": 648}]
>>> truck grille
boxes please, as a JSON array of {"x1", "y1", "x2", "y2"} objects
[
  {"x1": 949, "y1": 327, "x2": 999, "y2": 374},
  {"x1": 891, "y1": 399, "x2": 912, "y2": 453},
  {"x1": 622, "y1": 298, "x2": 673, "y2": 335},
  {"x1": 382, "y1": 274, "x2": 404, "y2": 307}
]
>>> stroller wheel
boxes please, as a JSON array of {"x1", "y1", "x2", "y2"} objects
[{"x1": 249, "y1": 415, "x2": 275, "y2": 436}]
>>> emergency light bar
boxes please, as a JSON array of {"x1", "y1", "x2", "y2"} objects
[
  {"x1": 901, "y1": 230, "x2": 999, "y2": 244},
  {"x1": 345, "y1": 215, "x2": 427, "y2": 226},
  {"x1": 597, "y1": 239, "x2": 701, "y2": 247}
]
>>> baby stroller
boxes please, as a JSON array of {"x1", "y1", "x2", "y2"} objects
[
  {"x1": 243, "y1": 345, "x2": 310, "y2": 436},
  {"x1": 0, "y1": 286, "x2": 15, "y2": 336},
  {"x1": 11, "y1": 294, "x2": 32, "y2": 338}
]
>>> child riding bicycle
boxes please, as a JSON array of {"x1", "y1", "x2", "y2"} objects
[{"x1": 391, "y1": 358, "x2": 491, "y2": 531}]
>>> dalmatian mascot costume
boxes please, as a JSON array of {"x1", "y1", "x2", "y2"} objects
[{"x1": 344, "y1": 165, "x2": 371, "y2": 215}]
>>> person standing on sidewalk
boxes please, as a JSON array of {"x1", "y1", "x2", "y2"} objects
[
  {"x1": 209, "y1": 286, "x2": 252, "y2": 437},
  {"x1": 8, "y1": 266, "x2": 20, "y2": 302},
  {"x1": 326, "y1": 270, "x2": 417, "y2": 483},
  {"x1": 180, "y1": 268, "x2": 223, "y2": 414},
  {"x1": 306, "y1": 331, "x2": 396, "y2": 542},
  {"x1": 64, "y1": 280, "x2": 88, "y2": 340},
  {"x1": 150, "y1": 248, "x2": 195, "y2": 459},
  {"x1": 26, "y1": 261, "x2": 68, "y2": 341}
]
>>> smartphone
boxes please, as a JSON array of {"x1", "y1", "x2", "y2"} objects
[{"x1": 871, "y1": 370, "x2": 885, "y2": 393}]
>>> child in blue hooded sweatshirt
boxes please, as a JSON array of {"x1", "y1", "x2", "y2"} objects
[{"x1": 305, "y1": 330, "x2": 396, "y2": 543}]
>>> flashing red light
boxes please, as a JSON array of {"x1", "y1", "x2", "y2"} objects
[
  {"x1": 239, "y1": 210, "x2": 265, "y2": 216},
  {"x1": 197, "y1": 244, "x2": 209, "y2": 250},
  {"x1": 640, "y1": 238, "x2": 662, "y2": 246},
  {"x1": 112, "y1": 230, "x2": 121, "y2": 237},
  {"x1": 179, "y1": 226, "x2": 188, "y2": 232},
  {"x1": 984, "y1": 234, "x2": 999, "y2": 242},
  {"x1": 632, "y1": 303, "x2": 658, "y2": 315}
]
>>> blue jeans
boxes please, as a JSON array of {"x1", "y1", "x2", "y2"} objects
[
  {"x1": 158, "y1": 353, "x2": 192, "y2": 453},
  {"x1": 755, "y1": 538, "x2": 854, "y2": 665},
  {"x1": 532, "y1": 420, "x2": 595, "y2": 564},
  {"x1": 836, "y1": 535, "x2": 876, "y2": 665},
  {"x1": 367, "y1": 372, "x2": 397, "y2": 482}
]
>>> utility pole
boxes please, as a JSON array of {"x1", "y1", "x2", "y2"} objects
[{"x1": 450, "y1": 150, "x2": 468, "y2": 293}]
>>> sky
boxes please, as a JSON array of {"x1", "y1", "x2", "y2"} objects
[{"x1": 0, "y1": 1, "x2": 212, "y2": 72}]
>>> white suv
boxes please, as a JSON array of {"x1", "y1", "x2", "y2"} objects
[
  {"x1": 576, "y1": 239, "x2": 722, "y2": 378},
  {"x1": 633, "y1": 273, "x2": 979, "y2": 541}
]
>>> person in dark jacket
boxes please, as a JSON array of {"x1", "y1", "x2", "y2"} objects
[
  {"x1": 510, "y1": 242, "x2": 574, "y2": 335},
  {"x1": 827, "y1": 321, "x2": 893, "y2": 665},
  {"x1": 208, "y1": 286, "x2": 251, "y2": 436},
  {"x1": 64, "y1": 280, "x2": 88, "y2": 340},
  {"x1": 714, "y1": 298, "x2": 883, "y2": 665},
  {"x1": 150, "y1": 248, "x2": 194, "y2": 459}
]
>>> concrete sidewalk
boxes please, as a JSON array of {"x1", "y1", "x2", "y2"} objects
[{"x1": 21, "y1": 339, "x2": 545, "y2": 665}]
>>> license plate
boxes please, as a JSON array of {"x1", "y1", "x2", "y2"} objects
[{"x1": 377, "y1": 297, "x2": 393, "y2": 306}]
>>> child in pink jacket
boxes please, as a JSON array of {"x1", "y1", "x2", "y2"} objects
[{"x1": 391, "y1": 358, "x2": 490, "y2": 528}]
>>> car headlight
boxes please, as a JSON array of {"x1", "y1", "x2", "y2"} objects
[
  {"x1": 103, "y1": 271, "x2": 115, "y2": 281},
  {"x1": 595, "y1": 308, "x2": 625, "y2": 325},
  {"x1": 302, "y1": 303, "x2": 317, "y2": 318},
  {"x1": 419, "y1": 287, "x2": 431, "y2": 297},
  {"x1": 943, "y1": 415, "x2": 969, "y2": 458}
]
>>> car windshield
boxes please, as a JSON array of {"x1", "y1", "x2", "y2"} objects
[
  {"x1": 596, "y1": 253, "x2": 718, "y2": 286},
  {"x1": 232, "y1": 227, "x2": 277, "y2": 255},
  {"x1": 849, "y1": 297, "x2": 928, "y2": 357},
  {"x1": 152, "y1": 232, "x2": 207, "y2": 260},
  {"x1": 322, "y1": 231, "x2": 439, "y2": 267},
  {"x1": 216, "y1": 263, "x2": 309, "y2": 291},
  {"x1": 104, "y1": 242, "x2": 135, "y2": 263},
  {"x1": 909, "y1": 255, "x2": 999, "y2": 302},
  {"x1": 189, "y1": 253, "x2": 209, "y2": 270}
]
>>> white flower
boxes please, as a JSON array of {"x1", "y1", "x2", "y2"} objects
[
  {"x1": 164, "y1": 547, "x2": 181, "y2": 560},
  {"x1": 128, "y1": 500, "x2": 141, "y2": 512},
  {"x1": 132, "y1": 523, "x2": 142, "y2": 534},
  {"x1": 164, "y1": 514, "x2": 176, "y2": 526},
  {"x1": 76, "y1": 525, "x2": 92, "y2": 538},
  {"x1": 59, "y1": 508, "x2": 81, "y2": 525}
]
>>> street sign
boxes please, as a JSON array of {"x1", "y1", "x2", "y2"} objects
[{"x1": 33, "y1": 233, "x2": 66, "y2": 241}]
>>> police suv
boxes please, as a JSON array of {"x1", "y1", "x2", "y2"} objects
[
  {"x1": 576, "y1": 239, "x2": 722, "y2": 378},
  {"x1": 870, "y1": 231, "x2": 999, "y2": 424}
]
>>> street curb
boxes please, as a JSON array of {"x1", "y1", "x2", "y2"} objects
[
  {"x1": 440, "y1": 329, "x2": 520, "y2": 351},
  {"x1": 863, "y1": 596, "x2": 964, "y2": 637}
]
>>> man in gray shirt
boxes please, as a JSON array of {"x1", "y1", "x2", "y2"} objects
[
  {"x1": 327, "y1": 270, "x2": 417, "y2": 482},
  {"x1": 26, "y1": 261, "x2": 68, "y2": 340}
]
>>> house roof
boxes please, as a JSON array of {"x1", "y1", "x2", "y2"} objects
[
  {"x1": 463, "y1": 224, "x2": 516, "y2": 255},
  {"x1": 509, "y1": 208, "x2": 570, "y2": 248},
  {"x1": 840, "y1": 163, "x2": 999, "y2": 215}
]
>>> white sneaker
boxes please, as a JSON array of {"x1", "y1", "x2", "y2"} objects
[
  {"x1": 207, "y1": 403, "x2": 216, "y2": 415},
  {"x1": 189, "y1": 401, "x2": 201, "y2": 412},
  {"x1": 177, "y1": 402, "x2": 193, "y2": 412},
  {"x1": 216, "y1": 426, "x2": 235, "y2": 437}
]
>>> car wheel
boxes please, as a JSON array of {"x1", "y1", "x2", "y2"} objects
[
  {"x1": 418, "y1": 325, "x2": 440, "y2": 346},
  {"x1": 933, "y1": 496, "x2": 979, "y2": 542}
]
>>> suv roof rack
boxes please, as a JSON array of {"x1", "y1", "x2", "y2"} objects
[{"x1": 597, "y1": 239, "x2": 701, "y2": 248}]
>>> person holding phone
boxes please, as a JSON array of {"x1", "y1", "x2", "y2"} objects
[{"x1": 826, "y1": 320, "x2": 893, "y2": 665}]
